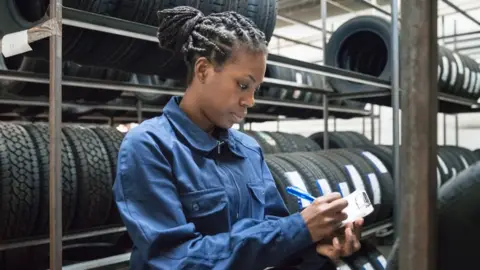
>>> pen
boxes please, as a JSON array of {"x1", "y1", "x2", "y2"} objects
[{"x1": 286, "y1": 186, "x2": 316, "y2": 203}]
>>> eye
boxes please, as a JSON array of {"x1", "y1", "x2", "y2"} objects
[{"x1": 238, "y1": 82, "x2": 249, "y2": 90}]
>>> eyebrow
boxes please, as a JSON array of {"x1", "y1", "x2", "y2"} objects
[{"x1": 247, "y1": 75, "x2": 256, "y2": 83}]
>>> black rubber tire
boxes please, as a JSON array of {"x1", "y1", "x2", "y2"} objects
[
  {"x1": 266, "y1": 132, "x2": 297, "y2": 153},
  {"x1": 0, "y1": 123, "x2": 40, "y2": 240},
  {"x1": 325, "y1": 16, "x2": 392, "y2": 94},
  {"x1": 20, "y1": 123, "x2": 78, "y2": 235},
  {"x1": 63, "y1": 125, "x2": 113, "y2": 229},
  {"x1": 343, "y1": 253, "x2": 376, "y2": 270},
  {"x1": 309, "y1": 132, "x2": 360, "y2": 149},
  {"x1": 244, "y1": 131, "x2": 280, "y2": 154},
  {"x1": 388, "y1": 162, "x2": 480, "y2": 270},
  {"x1": 90, "y1": 126, "x2": 125, "y2": 225},
  {"x1": 275, "y1": 153, "x2": 328, "y2": 198},
  {"x1": 361, "y1": 241, "x2": 388, "y2": 270},
  {"x1": 264, "y1": 156, "x2": 307, "y2": 214},
  {"x1": 474, "y1": 149, "x2": 480, "y2": 160}
]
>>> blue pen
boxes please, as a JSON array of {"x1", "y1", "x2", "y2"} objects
[{"x1": 286, "y1": 186, "x2": 316, "y2": 203}]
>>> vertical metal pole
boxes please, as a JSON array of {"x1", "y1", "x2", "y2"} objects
[
  {"x1": 399, "y1": 0, "x2": 438, "y2": 268},
  {"x1": 391, "y1": 0, "x2": 401, "y2": 242},
  {"x1": 370, "y1": 105, "x2": 376, "y2": 143},
  {"x1": 321, "y1": 0, "x2": 329, "y2": 150},
  {"x1": 455, "y1": 115, "x2": 459, "y2": 146},
  {"x1": 136, "y1": 100, "x2": 143, "y2": 124},
  {"x1": 323, "y1": 95, "x2": 329, "y2": 149},
  {"x1": 49, "y1": 0, "x2": 63, "y2": 268}
]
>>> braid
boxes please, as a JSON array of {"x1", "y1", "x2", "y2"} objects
[{"x1": 157, "y1": 6, "x2": 268, "y2": 84}]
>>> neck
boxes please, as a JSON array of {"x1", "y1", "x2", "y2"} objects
[{"x1": 179, "y1": 89, "x2": 215, "y2": 135}]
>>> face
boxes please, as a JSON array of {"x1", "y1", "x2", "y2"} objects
[{"x1": 194, "y1": 48, "x2": 267, "y2": 129}]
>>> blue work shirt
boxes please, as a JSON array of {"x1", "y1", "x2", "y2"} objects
[{"x1": 113, "y1": 96, "x2": 332, "y2": 270}]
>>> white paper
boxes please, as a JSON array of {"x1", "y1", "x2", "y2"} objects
[
  {"x1": 368, "y1": 173, "x2": 381, "y2": 205},
  {"x1": 1, "y1": 30, "x2": 32, "y2": 57},
  {"x1": 362, "y1": 151, "x2": 388, "y2": 173}
]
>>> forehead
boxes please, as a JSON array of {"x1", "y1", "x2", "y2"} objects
[{"x1": 223, "y1": 49, "x2": 267, "y2": 78}]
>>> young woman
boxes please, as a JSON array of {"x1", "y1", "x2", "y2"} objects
[{"x1": 113, "y1": 6, "x2": 363, "y2": 269}]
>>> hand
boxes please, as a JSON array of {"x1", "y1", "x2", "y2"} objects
[
  {"x1": 316, "y1": 219, "x2": 364, "y2": 262},
  {"x1": 300, "y1": 192, "x2": 349, "y2": 243}
]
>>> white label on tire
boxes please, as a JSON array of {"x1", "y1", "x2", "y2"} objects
[
  {"x1": 453, "y1": 53, "x2": 464, "y2": 75},
  {"x1": 452, "y1": 168, "x2": 457, "y2": 178},
  {"x1": 450, "y1": 61, "x2": 457, "y2": 87},
  {"x1": 337, "y1": 263, "x2": 353, "y2": 270},
  {"x1": 377, "y1": 255, "x2": 388, "y2": 268},
  {"x1": 463, "y1": 67, "x2": 470, "y2": 90},
  {"x1": 459, "y1": 155, "x2": 469, "y2": 169},
  {"x1": 476, "y1": 72, "x2": 480, "y2": 94},
  {"x1": 363, "y1": 263, "x2": 375, "y2": 270},
  {"x1": 284, "y1": 171, "x2": 311, "y2": 207},
  {"x1": 345, "y1": 165, "x2": 366, "y2": 191},
  {"x1": 368, "y1": 173, "x2": 381, "y2": 205},
  {"x1": 338, "y1": 182, "x2": 350, "y2": 197},
  {"x1": 468, "y1": 70, "x2": 476, "y2": 93},
  {"x1": 437, "y1": 155, "x2": 448, "y2": 175},
  {"x1": 437, "y1": 168, "x2": 442, "y2": 190},
  {"x1": 362, "y1": 151, "x2": 388, "y2": 173},
  {"x1": 316, "y1": 179, "x2": 332, "y2": 196},
  {"x1": 257, "y1": 131, "x2": 276, "y2": 146},
  {"x1": 441, "y1": 56, "x2": 449, "y2": 82}
]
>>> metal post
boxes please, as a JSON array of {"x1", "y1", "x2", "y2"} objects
[
  {"x1": 323, "y1": 95, "x2": 329, "y2": 149},
  {"x1": 399, "y1": 0, "x2": 438, "y2": 268},
  {"x1": 391, "y1": 0, "x2": 401, "y2": 242},
  {"x1": 49, "y1": 0, "x2": 63, "y2": 268},
  {"x1": 378, "y1": 107, "x2": 382, "y2": 144},
  {"x1": 136, "y1": 100, "x2": 143, "y2": 123},
  {"x1": 321, "y1": 0, "x2": 329, "y2": 150},
  {"x1": 370, "y1": 105, "x2": 376, "y2": 143}
]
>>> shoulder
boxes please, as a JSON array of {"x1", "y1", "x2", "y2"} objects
[
  {"x1": 118, "y1": 116, "x2": 174, "y2": 167},
  {"x1": 229, "y1": 129, "x2": 264, "y2": 159}
]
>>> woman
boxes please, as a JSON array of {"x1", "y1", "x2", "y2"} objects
[{"x1": 113, "y1": 6, "x2": 363, "y2": 270}]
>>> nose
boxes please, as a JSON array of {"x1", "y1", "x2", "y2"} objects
[{"x1": 240, "y1": 93, "x2": 255, "y2": 108}]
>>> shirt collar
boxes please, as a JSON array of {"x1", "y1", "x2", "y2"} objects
[{"x1": 163, "y1": 96, "x2": 245, "y2": 158}]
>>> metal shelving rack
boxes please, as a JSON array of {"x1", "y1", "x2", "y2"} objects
[{"x1": 0, "y1": 0, "x2": 477, "y2": 269}]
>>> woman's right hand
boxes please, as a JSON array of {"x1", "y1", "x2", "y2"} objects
[{"x1": 300, "y1": 192, "x2": 349, "y2": 243}]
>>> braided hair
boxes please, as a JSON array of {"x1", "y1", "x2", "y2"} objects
[{"x1": 157, "y1": 6, "x2": 269, "y2": 84}]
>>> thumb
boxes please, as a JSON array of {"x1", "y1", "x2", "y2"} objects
[{"x1": 316, "y1": 244, "x2": 341, "y2": 263}]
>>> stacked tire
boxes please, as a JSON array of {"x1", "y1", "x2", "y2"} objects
[
  {"x1": 309, "y1": 131, "x2": 373, "y2": 149},
  {"x1": 0, "y1": 122, "x2": 125, "y2": 269},
  {"x1": 325, "y1": 15, "x2": 480, "y2": 107},
  {"x1": 0, "y1": 0, "x2": 277, "y2": 80},
  {"x1": 265, "y1": 148, "x2": 395, "y2": 226},
  {"x1": 245, "y1": 130, "x2": 321, "y2": 154}
]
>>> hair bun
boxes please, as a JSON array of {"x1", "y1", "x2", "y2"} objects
[{"x1": 157, "y1": 6, "x2": 204, "y2": 53}]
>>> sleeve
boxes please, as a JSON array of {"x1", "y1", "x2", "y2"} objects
[
  {"x1": 259, "y1": 156, "x2": 335, "y2": 270},
  {"x1": 112, "y1": 131, "x2": 315, "y2": 270}
]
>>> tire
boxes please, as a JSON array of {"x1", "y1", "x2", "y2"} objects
[
  {"x1": 133, "y1": 74, "x2": 181, "y2": 105},
  {"x1": 90, "y1": 126, "x2": 125, "y2": 225},
  {"x1": 361, "y1": 241, "x2": 388, "y2": 270},
  {"x1": 275, "y1": 153, "x2": 329, "y2": 197},
  {"x1": 309, "y1": 131, "x2": 358, "y2": 149},
  {"x1": 20, "y1": 123, "x2": 78, "y2": 235},
  {"x1": 264, "y1": 156, "x2": 309, "y2": 214},
  {"x1": 244, "y1": 131, "x2": 280, "y2": 154},
  {"x1": 388, "y1": 162, "x2": 480, "y2": 270},
  {"x1": 0, "y1": 123, "x2": 40, "y2": 240},
  {"x1": 63, "y1": 125, "x2": 113, "y2": 229},
  {"x1": 266, "y1": 132, "x2": 297, "y2": 153}
]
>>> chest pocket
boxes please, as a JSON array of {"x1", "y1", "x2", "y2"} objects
[
  {"x1": 247, "y1": 183, "x2": 266, "y2": 220},
  {"x1": 180, "y1": 187, "x2": 230, "y2": 235}
]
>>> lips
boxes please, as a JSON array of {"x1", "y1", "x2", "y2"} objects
[{"x1": 232, "y1": 112, "x2": 246, "y2": 122}]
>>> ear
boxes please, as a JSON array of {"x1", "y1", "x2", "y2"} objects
[{"x1": 194, "y1": 57, "x2": 214, "y2": 84}]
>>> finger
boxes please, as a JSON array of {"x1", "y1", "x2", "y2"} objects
[
  {"x1": 354, "y1": 218, "x2": 364, "y2": 227},
  {"x1": 343, "y1": 228, "x2": 354, "y2": 255},
  {"x1": 315, "y1": 192, "x2": 342, "y2": 204},
  {"x1": 353, "y1": 239, "x2": 361, "y2": 251},
  {"x1": 324, "y1": 198, "x2": 349, "y2": 214},
  {"x1": 333, "y1": 237, "x2": 342, "y2": 251},
  {"x1": 317, "y1": 244, "x2": 341, "y2": 262}
]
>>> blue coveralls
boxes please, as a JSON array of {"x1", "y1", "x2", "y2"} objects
[{"x1": 113, "y1": 96, "x2": 333, "y2": 269}]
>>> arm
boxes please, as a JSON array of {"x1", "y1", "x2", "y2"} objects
[
  {"x1": 259, "y1": 158, "x2": 335, "y2": 270},
  {"x1": 113, "y1": 131, "x2": 314, "y2": 270}
]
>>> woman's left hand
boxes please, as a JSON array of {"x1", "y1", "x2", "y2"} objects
[{"x1": 316, "y1": 218, "x2": 364, "y2": 263}]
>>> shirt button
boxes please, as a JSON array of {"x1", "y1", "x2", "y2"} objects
[
  {"x1": 236, "y1": 213, "x2": 239, "y2": 219},
  {"x1": 192, "y1": 203, "x2": 200, "y2": 211}
]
